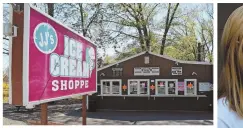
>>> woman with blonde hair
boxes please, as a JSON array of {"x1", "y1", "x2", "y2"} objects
[{"x1": 218, "y1": 5, "x2": 243, "y2": 128}]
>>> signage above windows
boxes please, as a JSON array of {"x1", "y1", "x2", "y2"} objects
[
  {"x1": 112, "y1": 68, "x2": 123, "y2": 71},
  {"x1": 171, "y1": 67, "x2": 182, "y2": 75},
  {"x1": 112, "y1": 68, "x2": 123, "y2": 77},
  {"x1": 134, "y1": 67, "x2": 160, "y2": 76}
]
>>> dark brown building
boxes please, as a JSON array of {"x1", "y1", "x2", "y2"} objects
[{"x1": 90, "y1": 51, "x2": 213, "y2": 111}]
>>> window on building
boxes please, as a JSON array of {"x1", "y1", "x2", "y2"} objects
[
  {"x1": 185, "y1": 79, "x2": 197, "y2": 95},
  {"x1": 187, "y1": 81, "x2": 195, "y2": 95},
  {"x1": 128, "y1": 79, "x2": 150, "y2": 95},
  {"x1": 101, "y1": 79, "x2": 122, "y2": 95},
  {"x1": 129, "y1": 80, "x2": 138, "y2": 94},
  {"x1": 156, "y1": 80, "x2": 166, "y2": 95},
  {"x1": 144, "y1": 56, "x2": 149, "y2": 64},
  {"x1": 102, "y1": 81, "x2": 110, "y2": 94},
  {"x1": 139, "y1": 81, "x2": 148, "y2": 94},
  {"x1": 168, "y1": 81, "x2": 176, "y2": 95},
  {"x1": 112, "y1": 81, "x2": 120, "y2": 94},
  {"x1": 155, "y1": 79, "x2": 178, "y2": 95}
]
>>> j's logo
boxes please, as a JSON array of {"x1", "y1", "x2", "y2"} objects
[{"x1": 33, "y1": 23, "x2": 58, "y2": 54}]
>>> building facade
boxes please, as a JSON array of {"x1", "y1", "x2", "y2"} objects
[{"x1": 90, "y1": 51, "x2": 213, "y2": 111}]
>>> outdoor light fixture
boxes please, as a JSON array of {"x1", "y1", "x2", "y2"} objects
[{"x1": 175, "y1": 61, "x2": 179, "y2": 65}]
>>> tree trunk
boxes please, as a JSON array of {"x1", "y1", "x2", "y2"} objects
[
  {"x1": 160, "y1": 30, "x2": 168, "y2": 55},
  {"x1": 197, "y1": 43, "x2": 201, "y2": 61},
  {"x1": 47, "y1": 3, "x2": 54, "y2": 17},
  {"x1": 138, "y1": 3, "x2": 150, "y2": 51},
  {"x1": 79, "y1": 4, "x2": 87, "y2": 37},
  {"x1": 160, "y1": 3, "x2": 179, "y2": 55},
  {"x1": 12, "y1": 3, "x2": 24, "y2": 11}
]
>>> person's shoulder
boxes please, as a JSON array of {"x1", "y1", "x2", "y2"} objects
[
  {"x1": 218, "y1": 97, "x2": 234, "y2": 127},
  {"x1": 218, "y1": 97, "x2": 243, "y2": 128},
  {"x1": 218, "y1": 98, "x2": 230, "y2": 118}
]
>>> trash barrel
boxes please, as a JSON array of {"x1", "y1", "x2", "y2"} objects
[{"x1": 88, "y1": 100, "x2": 97, "y2": 112}]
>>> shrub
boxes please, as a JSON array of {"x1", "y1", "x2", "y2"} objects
[
  {"x1": 3, "y1": 82, "x2": 9, "y2": 90},
  {"x1": 3, "y1": 82, "x2": 9, "y2": 103},
  {"x1": 3, "y1": 90, "x2": 9, "y2": 97}
]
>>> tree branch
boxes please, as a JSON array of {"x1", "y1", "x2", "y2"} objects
[
  {"x1": 3, "y1": 52, "x2": 9, "y2": 55},
  {"x1": 3, "y1": 48, "x2": 9, "y2": 52},
  {"x1": 3, "y1": 37, "x2": 9, "y2": 40},
  {"x1": 108, "y1": 29, "x2": 139, "y2": 39},
  {"x1": 146, "y1": 4, "x2": 159, "y2": 23},
  {"x1": 102, "y1": 19, "x2": 136, "y2": 27},
  {"x1": 86, "y1": 3, "x2": 101, "y2": 31}
]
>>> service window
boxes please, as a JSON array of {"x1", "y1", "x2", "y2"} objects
[
  {"x1": 102, "y1": 81, "x2": 110, "y2": 94},
  {"x1": 129, "y1": 80, "x2": 138, "y2": 94},
  {"x1": 168, "y1": 81, "x2": 176, "y2": 95},
  {"x1": 155, "y1": 80, "x2": 167, "y2": 95},
  {"x1": 184, "y1": 79, "x2": 197, "y2": 95},
  {"x1": 112, "y1": 81, "x2": 120, "y2": 94},
  {"x1": 128, "y1": 79, "x2": 150, "y2": 95},
  {"x1": 139, "y1": 80, "x2": 148, "y2": 94},
  {"x1": 101, "y1": 79, "x2": 122, "y2": 95},
  {"x1": 155, "y1": 79, "x2": 178, "y2": 95}
]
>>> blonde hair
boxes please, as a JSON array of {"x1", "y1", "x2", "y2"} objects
[{"x1": 219, "y1": 5, "x2": 243, "y2": 118}]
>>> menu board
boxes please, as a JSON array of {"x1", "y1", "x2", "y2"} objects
[
  {"x1": 171, "y1": 67, "x2": 182, "y2": 75},
  {"x1": 134, "y1": 67, "x2": 160, "y2": 76},
  {"x1": 199, "y1": 82, "x2": 212, "y2": 91}
]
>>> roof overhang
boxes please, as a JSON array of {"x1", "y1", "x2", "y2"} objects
[{"x1": 98, "y1": 51, "x2": 212, "y2": 71}]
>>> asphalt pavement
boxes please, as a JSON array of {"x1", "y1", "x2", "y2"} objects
[
  {"x1": 67, "y1": 110, "x2": 213, "y2": 121},
  {"x1": 3, "y1": 103, "x2": 213, "y2": 125}
]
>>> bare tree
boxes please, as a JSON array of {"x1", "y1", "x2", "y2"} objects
[
  {"x1": 47, "y1": 3, "x2": 54, "y2": 17},
  {"x1": 160, "y1": 3, "x2": 179, "y2": 55},
  {"x1": 103, "y1": 3, "x2": 159, "y2": 51},
  {"x1": 197, "y1": 4, "x2": 213, "y2": 62}
]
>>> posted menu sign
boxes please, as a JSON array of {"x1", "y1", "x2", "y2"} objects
[
  {"x1": 171, "y1": 67, "x2": 182, "y2": 75},
  {"x1": 10, "y1": 4, "x2": 97, "y2": 107},
  {"x1": 134, "y1": 67, "x2": 160, "y2": 76}
]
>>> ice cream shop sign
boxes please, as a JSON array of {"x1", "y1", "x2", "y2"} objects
[{"x1": 9, "y1": 4, "x2": 97, "y2": 107}]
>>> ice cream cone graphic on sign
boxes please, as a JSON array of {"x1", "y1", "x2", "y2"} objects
[{"x1": 86, "y1": 47, "x2": 95, "y2": 77}]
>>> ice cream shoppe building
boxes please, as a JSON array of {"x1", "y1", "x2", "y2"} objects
[{"x1": 90, "y1": 51, "x2": 213, "y2": 111}]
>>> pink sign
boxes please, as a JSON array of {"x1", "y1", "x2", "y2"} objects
[
  {"x1": 178, "y1": 82, "x2": 184, "y2": 91},
  {"x1": 22, "y1": 4, "x2": 97, "y2": 106}
]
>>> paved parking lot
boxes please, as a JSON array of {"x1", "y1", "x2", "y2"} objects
[{"x1": 3, "y1": 103, "x2": 213, "y2": 125}]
